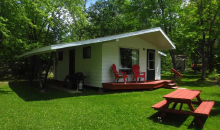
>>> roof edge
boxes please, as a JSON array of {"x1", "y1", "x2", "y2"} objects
[
  {"x1": 159, "y1": 29, "x2": 176, "y2": 49},
  {"x1": 51, "y1": 27, "x2": 162, "y2": 50},
  {"x1": 18, "y1": 46, "x2": 53, "y2": 58},
  {"x1": 158, "y1": 51, "x2": 167, "y2": 56},
  {"x1": 18, "y1": 27, "x2": 175, "y2": 58}
]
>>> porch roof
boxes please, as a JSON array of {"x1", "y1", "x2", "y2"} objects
[{"x1": 18, "y1": 27, "x2": 175, "y2": 58}]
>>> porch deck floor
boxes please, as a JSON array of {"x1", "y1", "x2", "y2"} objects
[{"x1": 102, "y1": 80, "x2": 172, "y2": 90}]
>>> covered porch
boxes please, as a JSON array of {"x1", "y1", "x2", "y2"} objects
[{"x1": 102, "y1": 80, "x2": 172, "y2": 90}]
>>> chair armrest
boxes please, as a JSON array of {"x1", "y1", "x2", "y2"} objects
[
  {"x1": 121, "y1": 72, "x2": 127, "y2": 76},
  {"x1": 134, "y1": 72, "x2": 145, "y2": 75},
  {"x1": 114, "y1": 72, "x2": 125, "y2": 76},
  {"x1": 140, "y1": 72, "x2": 146, "y2": 75}
]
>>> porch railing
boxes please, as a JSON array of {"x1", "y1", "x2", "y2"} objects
[{"x1": 170, "y1": 68, "x2": 183, "y2": 86}]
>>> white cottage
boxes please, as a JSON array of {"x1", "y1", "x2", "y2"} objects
[{"x1": 19, "y1": 27, "x2": 175, "y2": 89}]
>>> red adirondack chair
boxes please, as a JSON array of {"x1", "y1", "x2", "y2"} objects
[
  {"x1": 132, "y1": 64, "x2": 146, "y2": 82},
  {"x1": 112, "y1": 64, "x2": 128, "y2": 83}
]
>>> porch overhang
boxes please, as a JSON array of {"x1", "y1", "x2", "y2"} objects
[
  {"x1": 18, "y1": 27, "x2": 175, "y2": 58},
  {"x1": 18, "y1": 46, "x2": 55, "y2": 58},
  {"x1": 158, "y1": 51, "x2": 167, "y2": 56}
]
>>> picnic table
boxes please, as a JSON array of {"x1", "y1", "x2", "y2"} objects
[{"x1": 152, "y1": 89, "x2": 215, "y2": 127}]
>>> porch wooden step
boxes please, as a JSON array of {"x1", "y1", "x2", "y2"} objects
[
  {"x1": 168, "y1": 83, "x2": 176, "y2": 86},
  {"x1": 167, "y1": 83, "x2": 177, "y2": 89},
  {"x1": 171, "y1": 86, "x2": 180, "y2": 89}
]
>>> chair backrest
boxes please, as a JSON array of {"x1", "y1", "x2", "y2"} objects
[
  {"x1": 112, "y1": 64, "x2": 120, "y2": 77},
  {"x1": 132, "y1": 64, "x2": 140, "y2": 73}
]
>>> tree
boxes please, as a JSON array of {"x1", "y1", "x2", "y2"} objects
[
  {"x1": 0, "y1": 0, "x2": 86, "y2": 63},
  {"x1": 181, "y1": 0, "x2": 220, "y2": 79},
  {"x1": 86, "y1": 0, "x2": 130, "y2": 38}
]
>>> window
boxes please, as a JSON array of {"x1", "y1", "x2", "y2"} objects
[
  {"x1": 58, "y1": 51, "x2": 63, "y2": 61},
  {"x1": 120, "y1": 48, "x2": 139, "y2": 74},
  {"x1": 148, "y1": 51, "x2": 155, "y2": 70},
  {"x1": 83, "y1": 46, "x2": 91, "y2": 59}
]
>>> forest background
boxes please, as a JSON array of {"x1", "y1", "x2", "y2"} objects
[{"x1": 0, "y1": 0, "x2": 220, "y2": 80}]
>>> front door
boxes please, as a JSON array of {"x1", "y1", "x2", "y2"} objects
[
  {"x1": 147, "y1": 49, "x2": 155, "y2": 80},
  {"x1": 69, "y1": 49, "x2": 75, "y2": 75}
]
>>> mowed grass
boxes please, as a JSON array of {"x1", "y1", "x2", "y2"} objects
[{"x1": 0, "y1": 71, "x2": 220, "y2": 130}]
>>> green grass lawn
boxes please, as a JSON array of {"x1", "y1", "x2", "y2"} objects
[{"x1": 0, "y1": 71, "x2": 220, "y2": 130}]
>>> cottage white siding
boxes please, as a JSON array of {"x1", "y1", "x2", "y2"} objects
[
  {"x1": 55, "y1": 36, "x2": 163, "y2": 88},
  {"x1": 156, "y1": 54, "x2": 161, "y2": 80},
  {"x1": 102, "y1": 36, "x2": 159, "y2": 83},
  {"x1": 55, "y1": 48, "x2": 70, "y2": 81},
  {"x1": 55, "y1": 43, "x2": 102, "y2": 87},
  {"x1": 75, "y1": 44, "x2": 102, "y2": 87}
]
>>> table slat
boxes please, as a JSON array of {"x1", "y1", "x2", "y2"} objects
[
  {"x1": 163, "y1": 89, "x2": 185, "y2": 98},
  {"x1": 164, "y1": 89, "x2": 201, "y2": 100},
  {"x1": 185, "y1": 91, "x2": 201, "y2": 100},
  {"x1": 174, "y1": 89, "x2": 192, "y2": 99}
]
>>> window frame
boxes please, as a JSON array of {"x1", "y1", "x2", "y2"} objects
[
  {"x1": 83, "y1": 46, "x2": 91, "y2": 59},
  {"x1": 119, "y1": 47, "x2": 140, "y2": 75},
  {"x1": 58, "y1": 51, "x2": 63, "y2": 61}
]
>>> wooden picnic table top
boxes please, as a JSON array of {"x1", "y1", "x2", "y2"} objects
[{"x1": 163, "y1": 89, "x2": 202, "y2": 101}]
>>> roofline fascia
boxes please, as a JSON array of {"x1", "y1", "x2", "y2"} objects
[
  {"x1": 18, "y1": 27, "x2": 175, "y2": 58},
  {"x1": 51, "y1": 27, "x2": 162, "y2": 50},
  {"x1": 159, "y1": 28, "x2": 176, "y2": 49},
  {"x1": 18, "y1": 46, "x2": 53, "y2": 58},
  {"x1": 158, "y1": 51, "x2": 167, "y2": 56}
]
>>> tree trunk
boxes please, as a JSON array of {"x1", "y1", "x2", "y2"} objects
[
  {"x1": 192, "y1": 53, "x2": 197, "y2": 74},
  {"x1": 169, "y1": 49, "x2": 176, "y2": 70},
  {"x1": 208, "y1": 42, "x2": 214, "y2": 73},
  {"x1": 201, "y1": 32, "x2": 206, "y2": 80}
]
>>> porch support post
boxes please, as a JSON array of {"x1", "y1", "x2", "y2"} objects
[
  {"x1": 25, "y1": 58, "x2": 31, "y2": 80},
  {"x1": 41, "y1": 52, "x2": 54, "y2": 90},
  {"x1": 30, "y1": 55, "x2": 36, "y2": 86},
  {"x1": 36, "y1": 56, "x2": 43, "y2": 88}
]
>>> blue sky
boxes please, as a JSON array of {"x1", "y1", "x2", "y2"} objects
[{"x1": 87, "y1": 0, "x2": 98, "y2": 7}]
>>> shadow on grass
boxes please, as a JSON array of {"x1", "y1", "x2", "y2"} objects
[
  {"x1": 8, "y1": 81, "x2": 156, "y2": 102},
  {"x1": 148, "y1": 111, "x2": 211, "y2": 129},
  {"x1": 187, "y1": 118, "x2": 206, "y2": 130},
  {"x1": 187, "y1": 101, "x2": 220, "y2": 129},
  {"x1": 181, "y1": 80, "x2": 217, "y2": 88},
  {"x1": 148, "y1": 111, "x2": 190, "y2": 128},
  {"x1": 8, "y1": 81, "x2": 102, "y2": 101},
  {"x1": 0, "y1": 88, "x2": 12, "y2": 94},
  {"x1": 209, "y1": 101, "x2": 220, "y2": 117},
  {"x1": 148, "y1": 101, "x2": 220, "y2": 129}
]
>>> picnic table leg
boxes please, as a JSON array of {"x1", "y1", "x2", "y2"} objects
[
  {"x1": 179, "y1": 103, "x2": 183, "y2": 110},
  {"x1": 161, "y1": 112, "x2": 166, "y2": 119},
  {"x1": 194, "y1": 116, "x2": 204, "y2": 128},
  {"x1": 172, "y1": 102, "x2": 178, "y2": 109},
  {"x1": 187, "y1": 103, "x2": 195, "y2": 111},
  {"x1": 196, "y1": 95, "x2": 202, "y2": 104},
  {"x1": 160, "y1": 100, "x2": 172, "y2": 119}
]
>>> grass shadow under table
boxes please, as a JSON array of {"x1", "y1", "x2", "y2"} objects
[{"x1": 148, "y1": 111, "x2": 190, "y2": 128}]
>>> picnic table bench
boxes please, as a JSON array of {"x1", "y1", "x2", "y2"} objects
[{"x1": 152, "y1": 89, "x2": 215, "y2": 127}]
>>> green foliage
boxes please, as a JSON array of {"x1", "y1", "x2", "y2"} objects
[
  {"x1": 217, "y1": 77, "x2": 220, "y2": 85},
  {"x1": 0, "y1": 0, "x2": 86, "y2": 63},
  {"x1": 161, "y1": 50, "x2": 172, "y2": 71},
  {"x1": 86, "y1": 0, "x2": 131, "y2": 37},
  {"x1": 0, "y1": 0, "x2": 219, "y2": 75}
]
